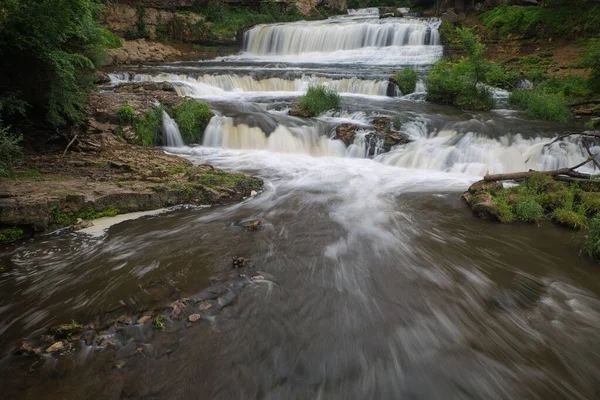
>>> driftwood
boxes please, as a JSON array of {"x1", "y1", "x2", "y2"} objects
[
  {"x1": 62, "y1": 133, "x2": 78, "y2": 156},
  {"x1": 485, "y1": 131, "x2": 600, "y2": 183}
]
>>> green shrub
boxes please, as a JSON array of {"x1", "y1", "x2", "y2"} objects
[
  {"x1": 0, "y1": 0, "x2": 105, "y2": 128},
  {"x1": 116, "y1": 105, "x2": 135, "y2": 124},
  {"x1": 578, "y1": 192, "x2": 600, "y2": 215},
  {"x1": 584, "y1": 214, "x2": 600, "y2": 259},
  {"x1": 425, "y1": 28, "x2": 495, "y2": 111},
  {"x1": 134, "y1": 107, "x2": 163, "y2": 147},
  {"x1": 173, "y1": 99, "x2": 213, "y2": 144},
  {"x1": 509, "y1": 90, "x2": 571, "y2": 122},
  {"x1": 102, "y1": 28, "x2": 122, "y2": 49},
  {"x1": 485, "y1": 63, "x2": 521, "y2": 90},
  {"x1": 0, "y1": 122, "x2": 23, "y2": 177},
  {"x1": 0, "y1": 227, "x2": 25, "y2": 244},
  {"x1": 552, "y1": 207, "x2": 587, "y2": 229},
  {"x1": 537, "y1": 77, "x2": 591, "y2": 100},
  {"x1": 393, "y1": 69, "x2": 418, "y2": 95},
  {"x1": 298, "y1": 85, "x2": 341, "y2": 117},
  {"x1": 494, "y1": 198, "x2": 514, "y2": 223},
  {"x1": 515, "y1": 197, "x2": 545, "y2": 223}
]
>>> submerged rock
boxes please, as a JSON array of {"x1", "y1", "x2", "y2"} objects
[
  {"x1": 45, "y1": 341, "x2": 65, "y2": 353},
  {"x1": 232, "y1": 256, "x2": 246, "y2": 268},
  {"x1": 188, "y1": 314, "x2": 201, "y2": 322},
  {"x1": 243, "y1": 220, "x2": 262, "y2": 231}
]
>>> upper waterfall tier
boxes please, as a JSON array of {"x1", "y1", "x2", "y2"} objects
[{"x1": 243, "y1": 18, "x2": 441, "y2": 56}]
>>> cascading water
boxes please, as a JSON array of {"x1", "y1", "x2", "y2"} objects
[{"x1": 162, "y1": 110, "x2": 184, "y2": 147}]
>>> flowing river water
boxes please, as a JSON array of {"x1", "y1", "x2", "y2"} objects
[{"x1": 1, "y1": 10, "x2": 600, "y2": 400}]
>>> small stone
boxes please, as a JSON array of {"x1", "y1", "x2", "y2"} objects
[
  {"x1": 251, "y1": 275, "x2": 265, "y2": 281},
  {"x1": 232, "y1": 256, "x2": 246, "y2": 268},
  {"x1": 117, "y1": 315, "x2": 133, "y2": 325},
  {"x1": 68, "y1": 334, "x2": 81, "y2": 342},
  {"x1": 137, "y1": 315, "x2": 152, "y2": 324},
  {"x1": 198, "y1": 301, "x2": 213, "y2": 311},
  {"x1": 40, "y1": 334, "x2": 55, "y2": 343},
  {"x1": 188, "y1": 314, "x2": 201, "y2": 322},
  {"x1": 15, "y1": 340, "x2": 37, "y2": 355},
  {"x1": 113, "y1": 360, "x2": 127, "y2": 369},
  {"x1": 243, "y1": 220, "x2": 262, "y2": 231},
  {"x1": 250, "y1": 190, "x2": 257, "y2": 196},
  {"x1": 46, "y1": 341, "x2": 65, "y2": 353}
]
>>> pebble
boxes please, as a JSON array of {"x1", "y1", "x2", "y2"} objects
[
  {"x1": 45, "y1": 341, "x2": 65, "y2": 353},
  {"x1": 188, "y1": 314, "x2": 201, "y2": 322}
]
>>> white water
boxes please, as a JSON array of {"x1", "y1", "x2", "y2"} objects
[
  {"x1": 111, "y1": 73, "x2": 390, "y2": 97},
  {"x1": 162, "y1": 111, "x2": 184, "y2": 147},
  {"x1": 243, "y1": 18, "x2": 440, "y2": 55}
]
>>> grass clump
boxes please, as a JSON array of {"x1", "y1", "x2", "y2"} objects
[
  {"x1": 0, "y1": 121, "x2": 22, "y2": 177},
  {"x1": 508, "y1": 90, "x2": 571, "y2": 122},
  {"x1": 579, "y1": 192, "x2": 600, "y2": 215},
  {"x1": 134, "y1": 107, "x2": 163, "y2": 147},
  {"x1": 585, "y1": 215, "x2": 600, "y2": 259},
  {"x1": 102, "y1": 28, "x2": 122, "y2": 49},
  {"x1": 173, "y1": 99, "x2": 212, "y2": 144},
  {"x1": 493, "y1": 198, "x2": 514, "y2": 223},
  {"x1": 552, "y1": 207, "x2": 588, "y2": 230},
  {"x1": 298, "y1": 85, "x2": 341, "y2": 117},
  {"x1": 196, "y1": 169, "x2": 262, "y2": 192},
  {"x1": 392, "y1": 69, "x2": 418, "y2": 95},
  {"x1": 153, "y1": 316, "x2": 165, "y2": 330},
  {"x1": 53, "y1": 206, "x2": 120, "y2": 226},
  {"x1": 515, "y1": 197, "x2": 545, "y2": 223},
  {"x1": 0, "y1": 227, "x2": 25, "y2": 244},
  {"x1": 116, "y1": 105, "x2": 135, "y2": 124},
  {"x1": 425, "y1": 28, "x2": 494, "y2": 111}
]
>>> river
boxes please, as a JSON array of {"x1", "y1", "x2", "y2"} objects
[{"x1": 1, "y1": 9, "x2": 599, "y2": 400}]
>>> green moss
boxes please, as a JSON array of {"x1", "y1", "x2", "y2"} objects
[
  {"x1": 53, "y1": 206, "x2": 120, "y2": 226},
  {"x1": 493, "y1": 198, "x2": 514, "y2": 223},
  {"x1": 298, "y1": 85, "x2": 341, "y2": 117},
  {"x1": 0, "y1": 227, "x2": 24, "y2": 244},
  {"x1": 173, "y1": 99, "x2": 212, "y2": 144},
  {"x1": 196, "y1": 169, "x2": 262, "y2": 191},
  {"x1": 153, "y1": 316, "x2": 165, "y2": 330},
  {"x1": 50, "y1": 320, "x2": 83, "y2": 335},
  {"x1": 392, "y1": 69, "x2": 418, "y2": 95}
]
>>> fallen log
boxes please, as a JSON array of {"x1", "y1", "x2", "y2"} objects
[
  {"x1": 568, "y1": 100, "x2": 600, "y2": 108},
  {"x1": 484, "y1": 155, "x2": 596, "y2": 182}
]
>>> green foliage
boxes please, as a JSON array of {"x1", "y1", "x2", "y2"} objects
[
  {"x1": 298, "y1": 85, "x2": 341, "y2": 117},
  {"x1": 0, "y1": 119, "x2": 23, "y2": 177},
  {"x1": 116, "y1": 105, "x2": 135, "y2": 124},
  {"x1": 203, "y1": 1, "x2": 305, "y2": 39},
  {"x1": 537, "y1": 77, "x2": 591, "y2": 100},
  {"x1": 173, "y1": 100, "x2": 212, "y2": 144},
  {"x1": 134, "y1": 107, "x2": 163, "y2": 147},
  {"x1": 485, "y1": 62, "x2": 521, "y2": 90},
  {"x1": 53, "y1": 206, "x2": 120, "y2": 226},
  {"x1": 0, "y1": 0, "x2": 105, "y2": 128},
  {"x1": 153, "y1": 316, "x2": 165, "y2": 330},
  {"x1": 515, "y1": 197, "x2": 545, "y2": 223},
  {"x1": 102, "y1": 28, "x2": 122, "y2": 49},
  {"x1": 552, "y1": 207, "x2": 588, "y2": 229},
  {"x1": 585, "y1": 214, "x2": 600, "y2": 259},
  {"x1": 509, "y1": 90, "x2": 571, "y2": 122},
  {"x1": 0, "y1": 227, "x2": 25, "y2": 244},
  {"x1": 393, "y1": 69, "x2": 418, "y2": 95},
  {"x1": 494, "y1": 198, "x2": 514, "y2": 223},
  {"x1": 578, "y1": 192, "x2": 600, "y2": 215},
  {"x1": 425, "y1": 28, "x2": 494, "y2": 111},
  {"x1": 482, "y1": 5, "x2": 600, "y2": 38}
]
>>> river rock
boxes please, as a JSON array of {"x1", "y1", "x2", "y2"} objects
[
  {"x1": 468, "y1": 180, "x2": 502, "y2": 194},
  {"x1": 335, "y1": 123, "x2": 356, "y2": 146},
  {"x1": 243, "y1": 220, "x2": 262, "y2": 231},
  {"x1": 104, "y1": 39, "x2": 182, "y2": 66},
  {"x1": 137, "y1": 315, "x2": 153, "y2": 324},
  {"x1": 45, "y1": 341, "x2": 65, "y2": 353},
  {"x1": 14, "y1": 340, "x2": 42, "y2": 356},
  {"x1": 232, "y1": 256, "x2": 246, "y2": 268},
  {"x1": 289, "y1": 104, "x2": 312, "y2": 118},
  {"x1": 188, "y1": 314, "x2": 201, "y2": 322},
  {"x1": 463, "y1": 192, "x2": 504, "y2": 221}
]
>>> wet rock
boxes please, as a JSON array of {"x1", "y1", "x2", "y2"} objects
[
  {"x1": 217, "y1": 290, "x2": 237, "y2": 309},
  {"x1": 250, "y1": 190, "x2": 258, "y2": 197},
  {"x1": 463, "y1": 192, "x2": 503, "y2": 221},
  {"x1": 289, "y1": 104, "x2": 312, "y2": 118},
  {"x1": 244, "y1": 220, "x2": 262, "y2": 231},
  {"x1": 113, "y1": 360, "x2": 127, "y2": 370},
  {"x1": 137, "y1": 315, "x2": 153, "y2": 325},
  {"x1": 251, "y1": 275, "x2": 265, "y2": 281},
  {"x1": 115, "y1": 81, "x2": 176, "y2": 94},
  {"x1": 75, "y1": 218, "x2": 94, "y2": 230},
  {"x1": 117, "y1": 315, "x2": 133, "y2": 325},
  {"x1": 96, "y1": 334, "x2": 116, "y2": 347},
  {"x1": 335, "y1": 123, "x2": 357, "y2": 146},
  {"x1": 68, "y1": 334, "x2": 81, "y2": 342},
  {"x1": 171, "y1": 300, "x2": 187, "y2": 318},
  {"x1": 198, "y1": 301, "x2": 213, "y2": 311},
  {"x1": 116, "y1": 342, "x2": 138, "y2": 359},
  {"x1": 104, "y1": 39, "x2": 182, "y2": 66},
  {"x1": 83, "y1": 331, "x2": 96, "y2": 346},
  {"x1": 15, "y1": 340, "x2": 42, "y2": 356},
  {"x1": 45, "y1": 341, "x2": 65, "y2": 353},
  {"x1": 188, "y1": 314, "x2": 201, "y2": 322},
  {"x1": 232, "y1": 256, "x2": 246, "y2": 268},
  {"x1": 468, "y1": 180, "x2": 502, "y2": 194},
  {"x1": 384, "y1": 130, "x2": 411, "y2": 151}
]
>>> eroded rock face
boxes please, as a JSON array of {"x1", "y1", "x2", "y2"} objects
[
  {"x1": 104, "y1": 39, "x2": 182, "y2": 66},
  {"x1": 462, "y1": 180, "x2": 504, "y2": 221},
  {"x1": 335, "y1": 123, "x2": 356, "y2": 146},
  {"x1": 372, "y1": 116, "x2": 411, "y2": 152}
]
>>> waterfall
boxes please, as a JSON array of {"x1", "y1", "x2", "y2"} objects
[
  {"x1": 243, "y1": 18, "x2": 441, "y2": 55},
  {"x1": 110, "y1": 73, "x2": 391, "y2": 97},
  {"x1": 162, "y1": 111, "x2": 185, "y2": 147}
]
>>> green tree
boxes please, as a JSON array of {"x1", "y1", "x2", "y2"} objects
[{"x1": 0, "y1": 0, "x2": 105, "y2": 129}]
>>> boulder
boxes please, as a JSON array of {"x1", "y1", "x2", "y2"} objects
[
  {"x1": 104, "y1": 39, "x2": 182, "y2": 66},
  {"x1": 335, "y1": 123, "x2": 356, "y2": 146}
]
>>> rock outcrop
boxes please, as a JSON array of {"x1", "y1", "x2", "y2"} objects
[{"x1": 104, "y1": 39, "x2": 182, "y2": 66}]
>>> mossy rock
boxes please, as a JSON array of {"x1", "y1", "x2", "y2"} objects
[{"x1": 50, "y1": 320, "x2": 84, "y2": 336}]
